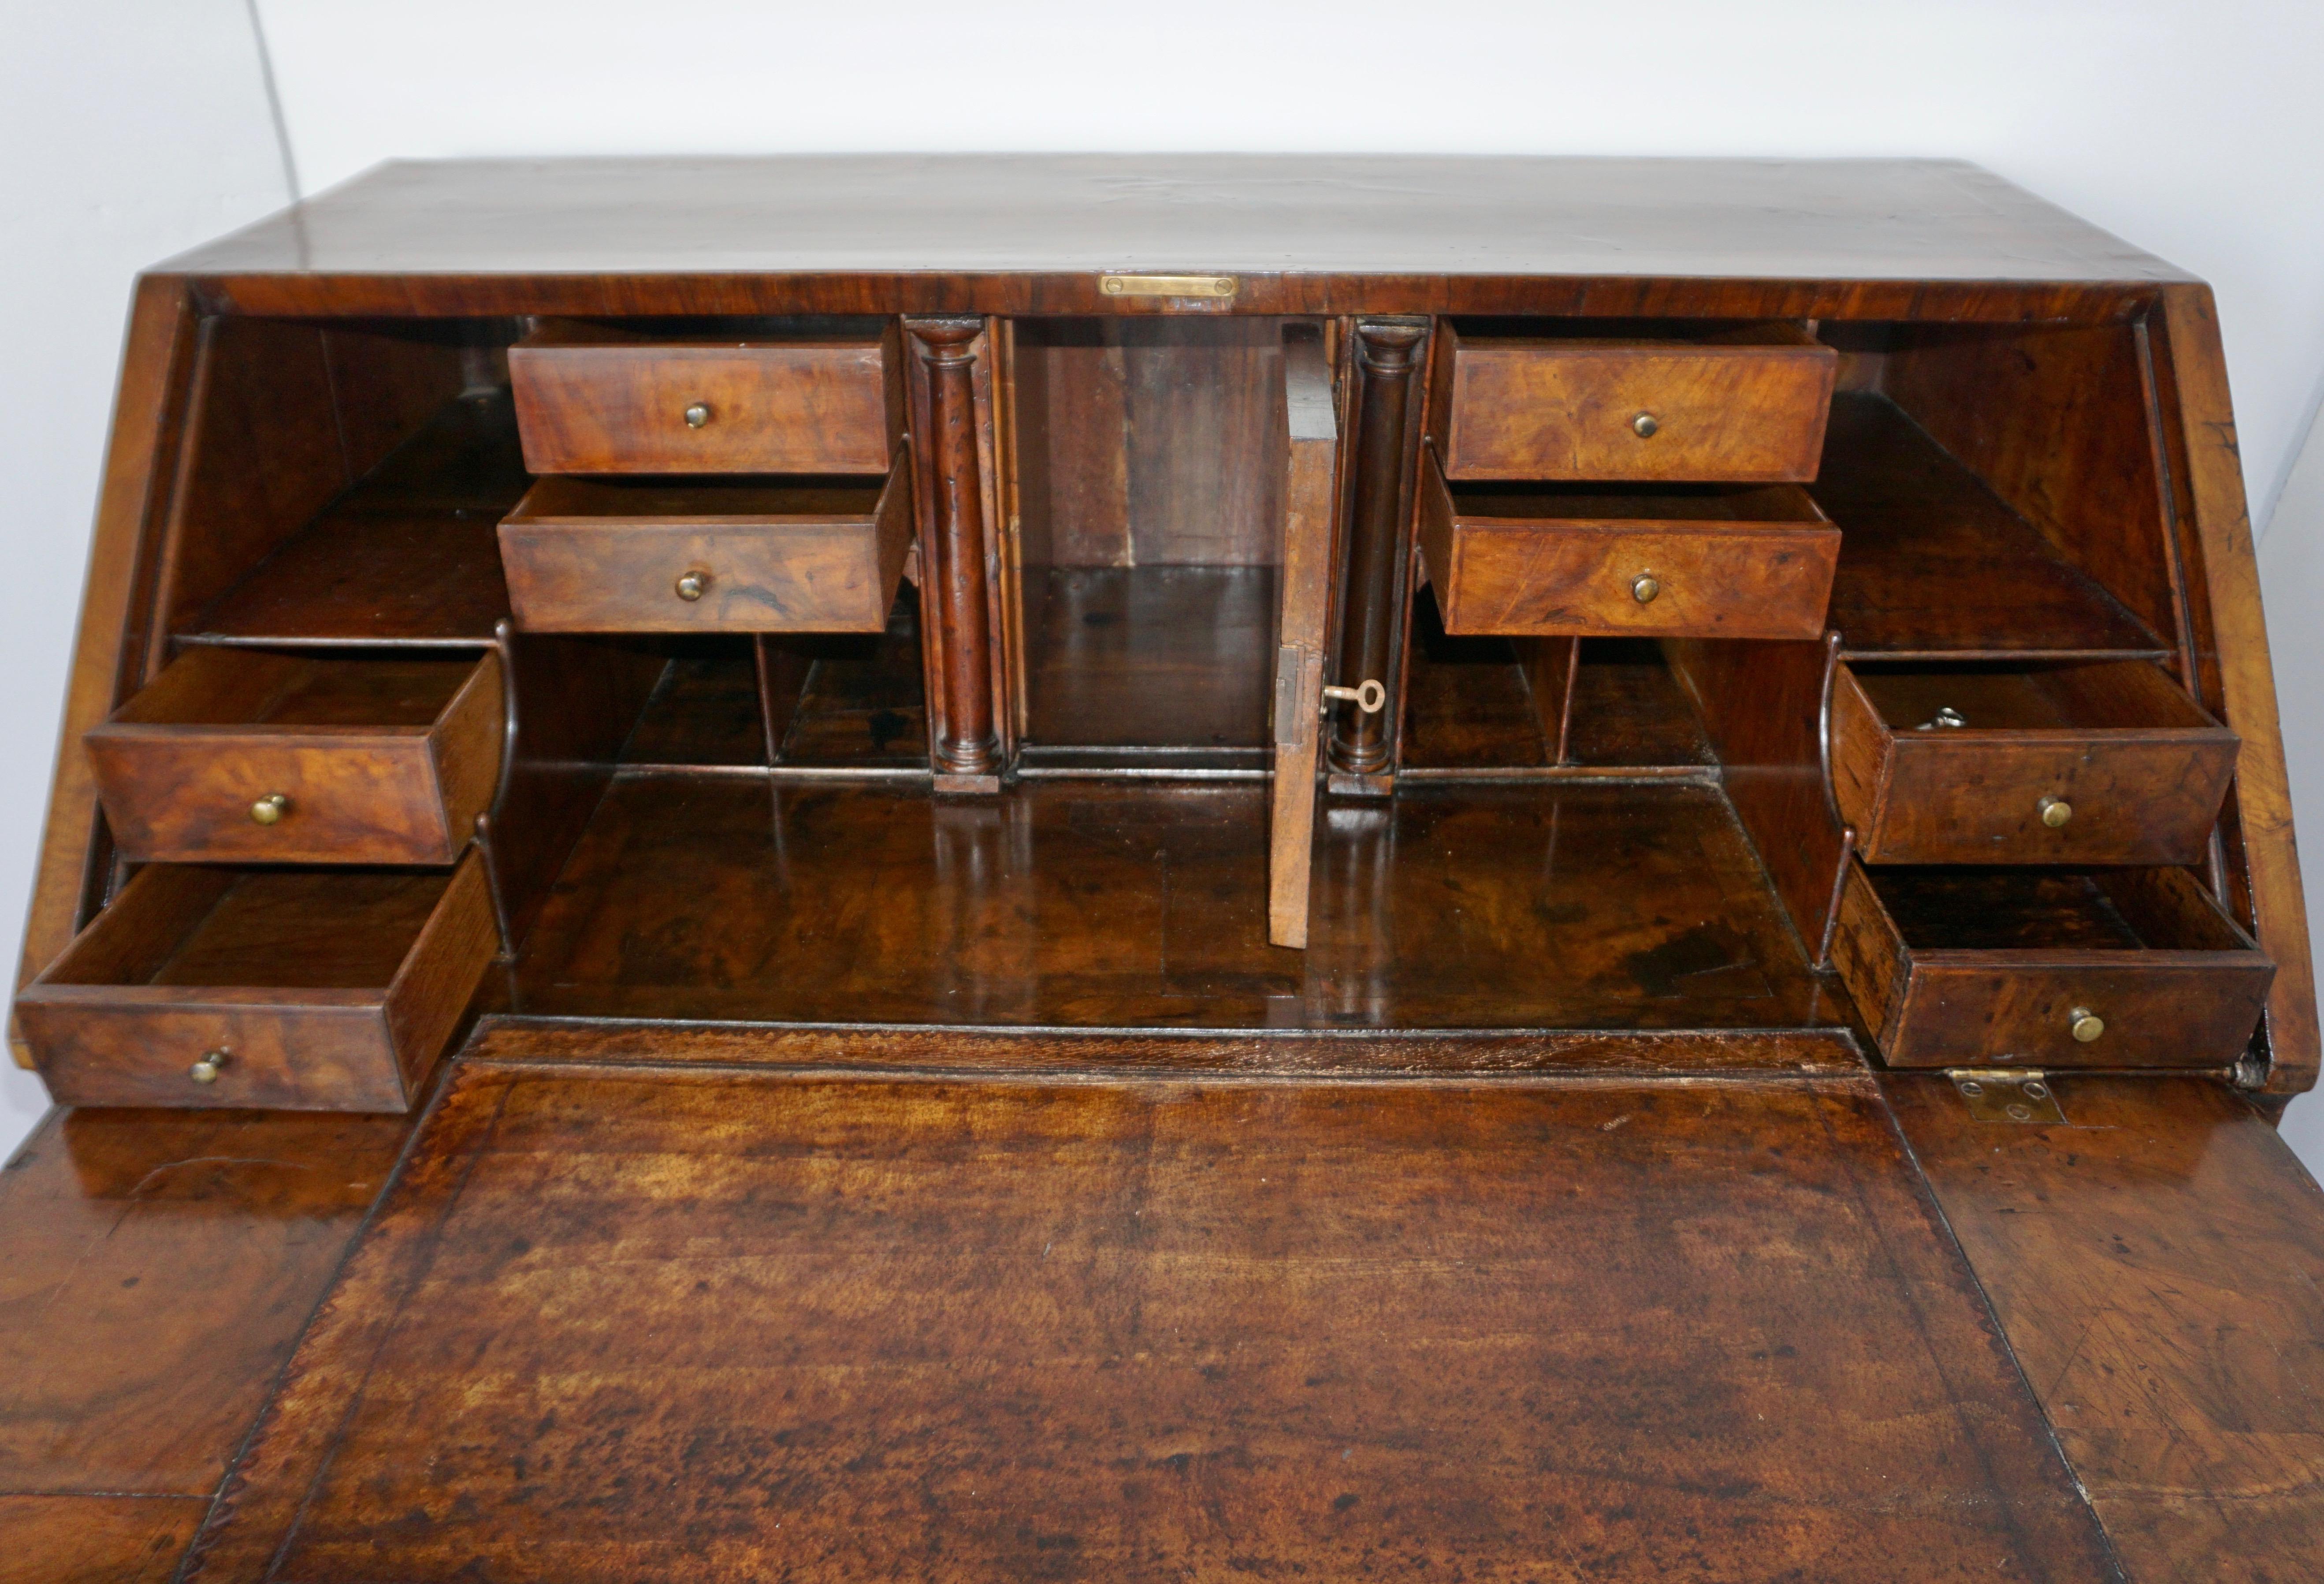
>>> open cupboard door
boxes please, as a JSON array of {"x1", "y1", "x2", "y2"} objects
[{"x1": 1268, "y1": 325, "x2": 1341, "y2": 948}]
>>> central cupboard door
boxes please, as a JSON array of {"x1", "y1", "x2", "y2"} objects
[{"x1": 1268, "y1": 324, "x2": 1341, "y2": 949}]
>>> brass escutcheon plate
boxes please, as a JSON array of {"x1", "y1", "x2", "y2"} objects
[{"x1": 1100, "y1": 273, "x2": 1238, "y2": 299}]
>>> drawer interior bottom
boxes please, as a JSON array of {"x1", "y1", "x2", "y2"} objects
[{"x1": 1867, "y1": 866, "x2": 2250, "y2": 955}]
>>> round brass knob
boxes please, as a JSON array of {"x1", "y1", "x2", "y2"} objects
[
  {"x1": 1631, "y1": 574, "x2": 1661, "y2": 604},
  {"x1": 2039, "y1": 796, "x2": 2073, "y2": 829},
  {"x1": 189, "y1": 1050, "x2": 228, "y2": 1085},
  {"x1": 1632, "y1": 412, "x2": 1660, "y2": 438},
  {"x1": 684, "y1": 402, "x2": 713, "y2": 429},
  {"x1": 674, "y1": 571, "x2": 708, "y2": 602},
  {"x1": 2069, "y1": 1007, "x2": 2105, "y2": 1044},
  {"x1": 249, "y1": 793, "x2": 289, "y2": 826}
]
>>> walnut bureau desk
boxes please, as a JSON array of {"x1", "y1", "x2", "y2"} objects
[{"x1": 4, "y1": 156, "x2": 2322, "y2": 1584}]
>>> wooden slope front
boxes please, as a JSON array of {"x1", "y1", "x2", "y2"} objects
[{"x1": 184, "y1": 1055, "x2": 2119, "y2": 1584}]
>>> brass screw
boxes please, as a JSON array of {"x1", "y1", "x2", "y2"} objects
[
  {"x1": 2039, "y1": 796, "x2": 2073, "y2": 828},
  {"x1": 1631, "y1": 574, "x2": 1662, "y2": 604},
  {"x1": 684, "y1": 402, "x2": 712, "y2": 429},
  {"x1": 2070, "y1": 1007, "x2": 2105, "y2": 1044},
  {"x1": 189, "y1": 1050, "x2": 228, "y2": 1085},
  {"x1": 1632, "y1": 412, "x2": 1660, "y2": 438},
  {"x1": 675, "y1": 571, "x2": 708, "y2": 602},
  {"x1": 249, "y1": 792, "x2": 289, "y2": 826}
]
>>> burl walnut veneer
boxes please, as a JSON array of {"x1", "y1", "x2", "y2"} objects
[{"x1": 3, "y1": 157, "x2": 2320, "y2": 1583}]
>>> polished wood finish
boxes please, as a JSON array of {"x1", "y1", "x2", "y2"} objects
[
  {"x1": 87, "y1": 647, "x2": 504, "y2": 866},
  {"x1": 1328, "y1": 319, "x2": 1427, "y2": 778},
  {"x1": 506, "y1": 779, "x2": 1843, "y2": 1032},
  {"x1": 498, "y1": 462, "x2": 912, "y2": 634},
  {"x1": 182, "y1": 1059, "x2": 2114, "y2": 1584},
  {"x1": 1437, "y1": 321, "x2": 1836, "y2": 482},
  {"x1": 508, "y1": 321, "x2": 889, "y2": 475},
  {"x1": 1830, "y1": 658, "x2": 2238, "y2": 865},
  {"x1": 1829, "y1": 860, "x2": 2273, "y2": 1068},
  {"x1": 0, "y1": 1495, "x2": 207, "y2": 1584},
  {"x1": 1420, "y1": 448, "x2": 1838, "y2": 638},
  {"x1": 167, "y1": 157, "x2": 2193, "y2": 318},
  {"x1": 1268, "y1": 326, "x2": 1339, "y2": 948},
  {"x1": 906, "y1": 317, "x2": 1003, "y2": 788},
  {"x1": 2151, "y1": 285, "x2": 2319, "y2": 1095},
  {"x1": 0, "y1": 1106, "x2": 409, "y2": 1491},
  {"x1": 5, "y1": 159, "x2": 2321, "y2": 1583},
  {"x1": 1892, "y1": 1074, "x2": 2324, "y2": 1581},
  {"x1": 18, "y1": 850, "x2": 495, "y2": 1109}
]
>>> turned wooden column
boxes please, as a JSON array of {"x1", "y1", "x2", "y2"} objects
[
  {"x1": 1328, "y1": 318, "x2": 1429, "y2": 783},
  {"x1": 904, "y1": 316, "x2": 1002, "y2": 790}
]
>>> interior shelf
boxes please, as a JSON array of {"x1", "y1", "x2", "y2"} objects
[
  {"x1": 1816, "y1": 392, "x2": 2165, "y2": 657},
  {"x1": 182, "y1": 390, "x2": 526, "y2": 647}
]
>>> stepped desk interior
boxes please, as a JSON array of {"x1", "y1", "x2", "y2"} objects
[{"x1": 4, "y1": 156, "x2": 2323, "y2": 1584}]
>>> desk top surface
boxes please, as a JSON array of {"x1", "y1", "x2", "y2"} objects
[{"x1": 165, "y1": 154, "x2": 2188, "y2": 284}]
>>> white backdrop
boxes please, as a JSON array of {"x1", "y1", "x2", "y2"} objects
[{"x1": 6, "y1": 0, "x2": 2324, "y2": 1166}]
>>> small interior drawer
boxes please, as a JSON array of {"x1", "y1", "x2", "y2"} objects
[
  {"x1": 1828, "y1": 861, "x2": 2272, "y2": 1070},
  {"x1": 1437, "y1": 321, "x2": 1837, "y2": 482},
  {"x1": 1417, "y1": 447, "x2": 1837, "y2": 638},
  {"x1": 509, "y1": 321, "x2": 891, "y2": 476},
  {"x1": 86, "y1": 647, "x2": 504, "y2": 866},
  {"x1": 16, "y1": 848, "x2": 498, "y2": 1111},
  {"x1": 498, "y1": 458, "x2": 913, "y2": 634},
  {"x1": 1830, "y1": 659, "x2": 2237, "y2": 865}
]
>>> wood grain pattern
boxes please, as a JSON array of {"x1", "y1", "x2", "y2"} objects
[
  {"x1": 1830, "y1": 659, "x2": 2238, "y2": 865},
  {"x1": 0, "y1": 1495, "x2": 208, "y2": 1584},
  {"x1": 86, "y1": 648, "x2": 504, "y2": 866},
  {"x1": 508, "y1": 322, "x2": 889, "y2": 475},
  {"x1": 498, "y1": 464, "x2": 911, "y2": 634},
  {"x1": 181, "y1": 1062, "x2": 2114, "y2": 1584},
  {"x1": 17, "y1": 850, "x2": 495, "y2": 1110},
  {"x1": 16, "y1": 277, "x2": 198, "y2": 1040},
  {"x1": 0, "y1": 1104, "x2": 407, "y2": 1494},
  {"x1": 2149, "y1": 285, "x2": 2319, "y2": 1096},
  {"x1": 167, "y1": 157, "x2": 2192, "y2": 317},
  {"x1": 1828, "y1": 861, "x2": 2273, "y2": 1069},
  {"x1": 1269, "y1": 325, "x2": 1339, "y2": 948},
  {"x1": 1420, "y1": 449, "x2": 1837, "y2": 638},
  {"x1": 1439, "y1": 321, "x2": 1837, "y2": 482},
  {"x1": 506, "y1": 779, "x2": 1844, "y2": 1033},
  {"x1": 906, "y1": 318, "x2": 1003, "y2": 784},
  {"x1": 1891, "y1": 1073, "x2": 2324, "y2": 1583}
]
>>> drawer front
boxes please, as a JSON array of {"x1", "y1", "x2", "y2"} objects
[
  {"x1": 509, "y1": 339, "x2": 890, "y2": 475},
  {"x1": 1828, "y1": 865, "x2": 2273, "y2": 1070},
  {"x1": 86, "y1": 660, "x2": 504, "y2": 867},
  {"x1": 24, "y1": 996, "x2": 416, "y2": 1111},
  {"x1": 16, "y1": 852, "x2": 497, "y2": 1113},
  {"x1": 1829, "y1": 667, "x2": 2238, "y2": 865},
  {"x1": 499, "y1": 466, "x2": 912, "y2": 635},
  {"x1": 1426, "y1": 521, "x2": 1838, "y2": 639},
  {"x1": 1443, "y1": 337, "x2": 1837, "y2": 482}
]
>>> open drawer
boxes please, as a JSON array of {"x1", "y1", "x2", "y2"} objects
[
  {"x1": 1434, "y1": 321, "x2": 1836, "y2": 482},
  {"x1": 1828, "y1": 861, "x2": 2273, "y2": 1069},
  {"x1": 1417, "y1": 447, "x2": 1837, "y2": 638},
  {"x1": 498, "y1": 459, "x2": 913, "y2": 634},
  {"x1": 508, "y1": 321, "x2": 891, "y2": 476},
  {"x1": 1829, "y1": 658, "x2": 2237, "y2": 865},
  {"x1": 86, "y1": 646, "x2": 504, "y2": 866},
  {"x1": 15, "y1": 848, "x2": 497, "y2": 1111}
]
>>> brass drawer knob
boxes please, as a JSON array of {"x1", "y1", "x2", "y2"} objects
[
  {"x1": 249, "y1": 792, "x2": 290, "y2": 826},
  {"x1": 1631, "y1": 574, "x2": 1661, "y2": 604},
  {"x1": 2069, "y1": 1007, "x2": 2105, "y2": 1044},
  {"x1": 189, "y1": 1049, "x2": 228, "y2": 1085},
  {"x1": 684, "y1": 402, "x2": 713, "y2": 429},
  {"x1": 675, "y1": 571, "x2": 708, "y2": 602},
  {"x1": 1632, "y1": 412, "x2": 1660, "y2": 438},
  {"x1": 2039, "y1": 796, "x2": 2073, "y2": 829}
]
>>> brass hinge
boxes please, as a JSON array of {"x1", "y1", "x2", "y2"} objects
[
  {"x1": 1948, "y1": 1069, "x2": 2065, "y2": 1124},
  {"x1": 1100, "y1": 273, "x2": 1237, "y2": 299}
]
